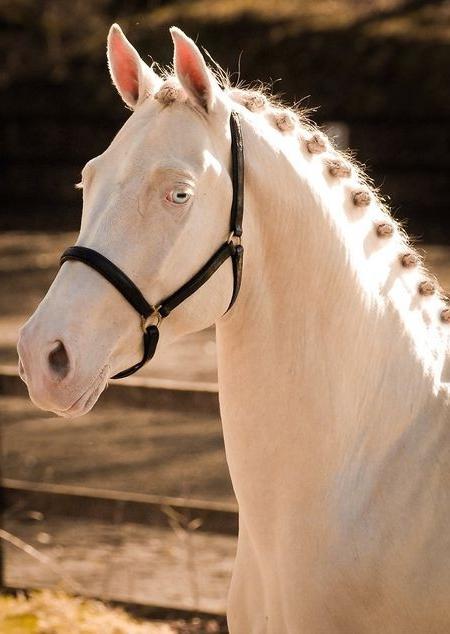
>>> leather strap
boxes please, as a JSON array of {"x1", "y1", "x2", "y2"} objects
[
  {"x1": 229, "y1": 111, "x2": 244, "y2": 237},
  {"x1": 61, "y1": 246, "x2": 155, "y2": 319},
  {"x1": 59, "y1": 111, "x2": 245, "y2": 379},
  {"x1": 159, "y1": 242, "x2": 235, "y2": 318},
  {"x1": 60, "y1": 246, "x2": 161, "y2": 379},
  {"x1": 112, "y1": 324, "x2": 159, "y2": 379},
  {"x1": 229, "y1": 244, "x2": 244, "y2": 309}
]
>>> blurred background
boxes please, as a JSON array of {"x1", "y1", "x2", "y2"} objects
[{"x1": 0, "y1": 1, "x2": 449, "y2": 631}]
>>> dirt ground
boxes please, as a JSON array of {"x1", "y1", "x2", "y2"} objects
[
  {"x1": 4, "y1": 514, "x2": 235, "y2": 616},
  {"x1": 0, "y1": 232, "x2": 234, "y2": 625},
  {"x1": 1, "y1": 389, "x2": 236, "y2": 624}
]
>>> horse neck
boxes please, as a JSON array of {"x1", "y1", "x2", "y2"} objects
[{"x1": 215, "y1": 116, "x2": 450, "y2": 491}]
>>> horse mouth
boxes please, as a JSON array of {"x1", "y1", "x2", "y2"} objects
[{"x1": 53, "y1": 366, "x2": 109, "y2": 418}]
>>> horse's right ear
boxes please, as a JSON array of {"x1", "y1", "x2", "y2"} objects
[{"x1": 107, "y1": 24, "x2": 162, "y2": 109}]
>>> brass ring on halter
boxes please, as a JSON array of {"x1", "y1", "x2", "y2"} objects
[
  {"x1": 228, "y1": 231, "x2": 242, "y2": 247},
  {"x1": 141, "y1": 306, "x2": 162, "y2": 331}
]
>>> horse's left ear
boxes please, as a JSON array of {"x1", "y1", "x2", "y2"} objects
[{"x1": 170, "y1": 27, "x2": 217, "y2": 113}]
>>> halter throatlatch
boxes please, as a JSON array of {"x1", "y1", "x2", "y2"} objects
[{"x1": 59, "y1": 111, "x2": 245, "y2": 379}]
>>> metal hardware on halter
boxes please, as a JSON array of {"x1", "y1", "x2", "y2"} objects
[
  {"x1": 141, "y1": 307, "x2": 162, "y2": 331},
  {"x1": 59, "y1": 110, "x2": 245, "y2": 379},
  {"x1": 228, "y1": 231, "x2": 242, "y2": 247}
]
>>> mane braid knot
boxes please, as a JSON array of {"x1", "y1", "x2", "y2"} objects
[
  {"x1": 401, "y1": 253, "x2": 419, "y2": 268},
  {"x1": 418, "y1": 280, "x2": 436, "y2": 296},
  {"x1": 352, "y1": 190, "x2": 371, "y2": 207},
  {"x1": 305, "y1": 133, "x2": 327, "y2": 154},
  {"x1": 326, "y1": 158, "x2": 352, "y2": 178},
  {"x1": 440, "y1": 307, "x2": 450, "y2": 323},
  {"x1": 375, "y1": 222, "x2": 394, "y2": 238}
]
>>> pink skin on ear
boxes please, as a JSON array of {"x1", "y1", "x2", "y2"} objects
[
  {"x1": 170, "y1": 27, "x2": 214, "y2": 112},
  {"x1": 107, "y1": 24, "x2": 162, "y2": 108},
  {"x1": 108, "y1": 26, "x2": 141, "y2": 105},
  {"x1": 175, "y1": 39, "x2": 205, "y2": 93}
]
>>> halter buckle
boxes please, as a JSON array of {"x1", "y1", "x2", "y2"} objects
[
  {"x1": 228, "y1": 231, "x2": 242, "y2": 247},
  {"x1": 141, "y1": 306, "x2": 162, "y2": 331}
]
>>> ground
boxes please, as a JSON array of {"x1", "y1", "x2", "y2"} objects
[{"x1": 0, "y1": 232, "x2": 235, "y2": 626}]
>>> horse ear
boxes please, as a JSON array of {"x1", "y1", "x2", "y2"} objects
[
  {"x1": 107, "y1": 23, "x2": 162, "y2": 109},
  {"x1": 170, "y1": 27, "x2": 216, "y2": 113}
]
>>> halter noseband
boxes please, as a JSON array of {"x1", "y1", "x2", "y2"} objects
[{"x1": 59, "y1": 111, "x2": 244, "y2": 379}]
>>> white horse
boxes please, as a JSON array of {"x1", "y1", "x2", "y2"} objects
[{"x1": 18, "y1": 25, "x2": 450, "y2": 633}]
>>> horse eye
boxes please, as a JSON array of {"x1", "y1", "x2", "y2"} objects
[
  {"x1": 164, "y1": 183, "x2": 194, "y2": 207},
  {"x1": 167, "y1": 190, "x2": 191, "y2": 204}
]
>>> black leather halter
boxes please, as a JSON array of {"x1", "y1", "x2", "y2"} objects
[{"x1": 60, "y1": 111, "x2": 244, "y2": 379}]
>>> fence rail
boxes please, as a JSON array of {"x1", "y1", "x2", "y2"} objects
[
  {"x1": 0, "y1": 365, "x2": 219, "y2": 414},
  {"x1": 0, "y1": 367, "x2": 232, "y2": 619},
  {"x1": 3, "y1": 478, "x2": 238, "y2": 536}
]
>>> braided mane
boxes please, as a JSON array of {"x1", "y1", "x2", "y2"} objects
[{"x1": 152, "y1": 72, "x2": 450, "y2": 327}]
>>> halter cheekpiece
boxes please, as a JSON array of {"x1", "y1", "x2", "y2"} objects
[{"x1": 60, "y1": 111, "x2": 244, "y2": 379}]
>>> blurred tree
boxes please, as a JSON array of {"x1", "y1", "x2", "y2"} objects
[{"x1": 0, "y1": 0, "x2": 449, "y2": 237}]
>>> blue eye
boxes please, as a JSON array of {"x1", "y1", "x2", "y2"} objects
[{"x1": 167, "y1": 190, "x2": 191, "y2": 204}]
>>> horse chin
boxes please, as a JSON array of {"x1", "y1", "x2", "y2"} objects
[
  {"x1": 31, "y1": 365, "x2": 109, "y2": 419},
  {"x1": 61, "y1": 367, "x2": 109, "y2": 418}
]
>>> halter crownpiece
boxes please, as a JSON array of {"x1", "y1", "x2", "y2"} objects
[{"x1": 59, "y1": 111, "x2": 244, "y2": 379}]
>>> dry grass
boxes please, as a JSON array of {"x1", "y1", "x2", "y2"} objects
[{"x1": 0, "y1": 590, "x2": 174, "y2": 634}]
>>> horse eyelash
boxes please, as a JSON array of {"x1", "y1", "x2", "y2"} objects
[{"x1": 74, "y1": 182, "x2": 83, "y2": 190}]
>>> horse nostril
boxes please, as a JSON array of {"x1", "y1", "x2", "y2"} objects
[{"x1": 47, "y1": 340, "x2": 70, "y2": 380}]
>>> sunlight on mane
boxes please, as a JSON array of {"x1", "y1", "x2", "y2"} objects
[
  {"x1": 221, "y1": 79, "x2": 450, "y2": 333},
  {"x1": 154, "y1": 69, "x2": 448, "y2": 319}
]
